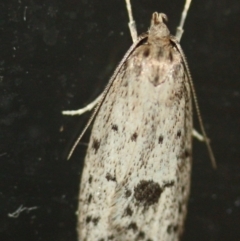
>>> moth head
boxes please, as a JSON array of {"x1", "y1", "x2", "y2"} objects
[{"x1": 149, "y1": 12, "x2": 170, "y2": 39}]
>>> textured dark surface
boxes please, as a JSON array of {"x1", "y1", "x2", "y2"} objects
[{"x1": 0, "y1": 0, "x2": 239, "y2": 241}]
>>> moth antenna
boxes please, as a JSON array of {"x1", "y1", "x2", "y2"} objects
[
  {"x1": 172, "y1": 39, "x2": 217, "y2": 169},
  {"x1": 67, "y1": 33, "x2": 148, "y2": 160},
  {"x1": 176, "y1": 0, "x2": 192, "y2": 41},
  {"x1": 125, "y1": 0, "x2": 138, "y2": 42}
]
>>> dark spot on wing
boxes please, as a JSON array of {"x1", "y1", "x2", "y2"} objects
[
  {"x1": 87, "y1": 194, "x2": 92, "y2": 203},
  {"x1": 106, "y1": 172, "x2": 116, "y2": 182},
  {"x1": 167, "y1": 225, "x2": 171, "y2": 234},
  {"x1": 175, "y1": 88, "x2": 183, "y2": 99},
  {"x1": 137, "y1": 231, "x2": 145, "y2": 239},
  {"x1": 152, "y1": 75, "x2": 159, "y2": 86},
  {"x1": 134, "y1": 180, "x2": 162, "y2": 207},
  {"x1": 131, "y1": 132, "x2": 138, "y2": 141},
  {"x1": 177, "y1": 148, "x2": 191, "y2": 160},
  {"x1": 108, "y1": 235, "x2": 114, "y2": 240},
  {"x1": 182, "y1": 186, "x2": 185, "y2": 193},
  {"x1": 184, "y1": 149, "x2": 190, "y2": 158},
  {"x1": 143, "y1": 117, "x2": 148, "y2": 125},
  {"x1": 92, "y1": 138, "x2": 101, "y2": 154},
  {"x1": 178, "y1": 202, "x2": 183, "y2": 214},
  {"x1": 158, "y1": 135, "x2": 164, "y2": 144},
  {"x1": 92, "y1": 217, "x2": 100, "y2": 225},
  {"x1": 86, "y1": 215, "x2": 100, "y2": 226},
  {"x1": 105, "y1": 112, "x2": 111, "y2": 124},
  {"x1": 123, "y1": 205, "x2": 133, "y2": 217},
  {"x1": 86, "y1": 216, "x2": 92, "y2": 223},
  {"x1": 168, "y1": 50, "x2": 173, "y2": 62},
  {"x1": 127, "y1": 222, "x2": 138, "y2": 232},
  {"x1": 143, "y1": 48, "x2": 150, "y2": 57},
  {"x1": 111, "y1": 124, "x2": 118, "y2": 132},
  {"x1": 125, "y1": 188, "x2": 132, "y2": 198},
  {"x1": 88, "y1": 175, "x2": 93, "y2": 184},
  {"x1": 177, "y1": 130, "x2": 181, "y2": 138},
  {"x1": 167, "y1": 224, "x2": 178, "y2": 234},
  {"x1": 163, "y1": 180, "x2": 175, "y2": 188}
]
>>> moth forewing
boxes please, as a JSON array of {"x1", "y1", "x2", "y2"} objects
[{"x1": 78, "y1": 13, "x2": 192, "y2": 241}]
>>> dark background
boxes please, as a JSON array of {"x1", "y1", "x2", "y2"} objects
[{"x1": 0, "y1": 0, "x2": 239, "y2": 240}]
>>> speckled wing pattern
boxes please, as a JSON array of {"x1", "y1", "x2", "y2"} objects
[{"x1": 78, "y1": 13, "x2": 192, "y2": 241}]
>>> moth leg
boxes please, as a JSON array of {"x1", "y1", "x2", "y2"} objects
[
  {"x1": 192, "y1": 129, "x2": 205, "y2": 142},
  {"x1": 175, "y1": 0, "x2": 192, "y2": 42},
  {"x1": 125, "y1": 0, "x2": 138, "y2": 43},
  {"x1": 62, "y1": 94, "x2": 102, "y2": 116}
]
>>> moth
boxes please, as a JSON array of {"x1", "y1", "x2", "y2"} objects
[{"x1": 63, "y1": 0, "x2": 216, "y2": 240}]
